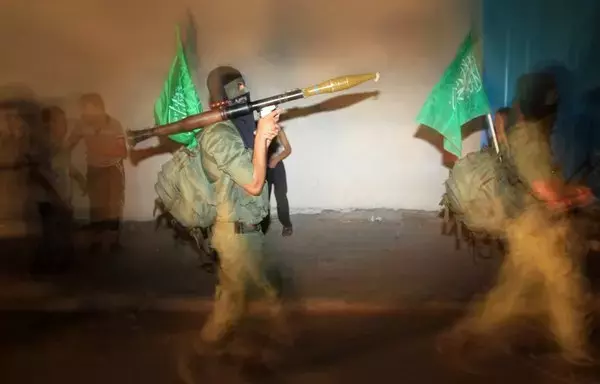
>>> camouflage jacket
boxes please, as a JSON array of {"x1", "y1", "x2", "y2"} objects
[
  {"x1": 200, "y1": 121, "x2": 269, "y2": 224},
  {"x1": 505, "y1": 118, "x2": 560, "y2": 207}
]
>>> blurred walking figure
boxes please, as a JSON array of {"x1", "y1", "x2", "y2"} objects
[
  {"x1": 67, "y1": 94, "x2": 127, "y2": 254},
  {"x1": 0, "y1": 102, "x2": 31, "y2": 239},
  {"x1": 440, "y1": 71, "x2": 596, "y2": 365},
  {"x1": 183, "y1": 66, "x2": 291, "y2": 365},
  {"x1": 30, "y1": 106, "x2": 86, "y2": 273}
]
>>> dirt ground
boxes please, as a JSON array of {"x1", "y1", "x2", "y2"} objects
[
  {"x1": 2, "y1": 310, "x2": 600, "y2": 384},
  {"x1": 0, "y1": 210, "x2": 506, "y2": 308},
  {"x1": 2, "y1": 210, "x2": 600, "y2": 383}
]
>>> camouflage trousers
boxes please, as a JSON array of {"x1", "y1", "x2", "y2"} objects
[
  {"x1": 200, "y1": 222, "x2": 284, "y2": 344},
  {"x1": 453, "y1": 206, "x2": 592, "y2": 358}
]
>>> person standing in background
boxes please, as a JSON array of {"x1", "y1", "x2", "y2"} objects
[
  {"x1": 265, "y1": 130, "x2": 293, "y2": 236},
  {"x1": 31, "y1": 106, "x2": 86, "y2": 273},
  {"x1": 0, "y1": 101, "x2": 38, "y2": 275},
  {"x1": 0, "y1": 103, "x2": 32, "y2": 238},
  {"x1": 66, "y1": 94, "x2": 127, "y2": 254}
]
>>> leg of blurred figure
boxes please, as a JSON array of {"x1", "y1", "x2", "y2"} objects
[
  {"x1": 445, "y1": 251, "x2": 532, "y2": 347},
  {"x1": 198, "y1": 223, "x2": 288, "y2": 360},
  {"x1": 198, "y1": 225, "x2": 250, "y2": 352},
  {"x1": 87, "y1": 166, "x2": 105, "y2": 253},
  {"x1": 261, "y1": 169, "x2": 275, "y2": 234},
  {"x1": 55, "y1": 204, "x2": 74, "y2": 271},
  {"x1": 106, "y1": 161, "x2": 125, "y2": 252},
  {"x1": 32, "y1": 202, "x2": 74, "y2": 274},
  {"x1": 245, "y1": 228, "x2": 288, "y2": 342},
  {"x1": 545, "y1": 268, "x2": 592, "y2": 363},
  {"x1": 87, "y1": 163, "x2": 124, "y2": 254},
  {"x1": 32, "y1": 202, "x2": 54, "y2": 274},
  {"x1": 533, "y1": 215, "x2": 593, "y2": 364},
  {"x1": 438, "y1": 223, "x2": 538, "y2": 374},
  {"x1": 441, "y1": 209, "x2": 547, "y2": 355},
  {"x1": 272, "y1": 162, "x2": 293, "y2": 237},
  {"x1": 446, "y1": 208, "x2": 594, "y2": 365}
]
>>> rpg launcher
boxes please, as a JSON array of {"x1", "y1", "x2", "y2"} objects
[{"x1": 126, "y1": 72, "x2": 380, "y2": 147}]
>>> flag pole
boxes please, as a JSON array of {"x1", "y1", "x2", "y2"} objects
[{"x1": 486, "y1": 113, "x2": 502, "y2": 160}]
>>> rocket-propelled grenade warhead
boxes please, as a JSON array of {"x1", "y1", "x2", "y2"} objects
[{"x1": 301, "y1": 73, "x2": 380, "y2": 98}]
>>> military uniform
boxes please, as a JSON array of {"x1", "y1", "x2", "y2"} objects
[
  {"x1": 197, "y1": 120, "x2": 284, "y2": 346},
  {"x1": 448, "y1": 119, "x2": 593, "y2": 362}
]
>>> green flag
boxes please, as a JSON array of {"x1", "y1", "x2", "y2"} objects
[
  {"x1": 154, "y1": 27, "x2": 203, "y2": 148},
  {"x1": 416, "y1": 32, "x2": 490, "y2": 157}
]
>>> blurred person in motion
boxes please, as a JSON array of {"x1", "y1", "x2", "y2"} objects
[
  {"x1": 0, "y1": 103, "x2": 30, "y2": 170},
  {"x1": 0, "y1": 102, "x2": 31, "y2": 236},
  {"x1": 179, "y1": 67, "x2": 290, "y2": 379},
  {"x1": 439, "y1": 71, "x2": 596, "y2": 365},
  {"x1": 0, "y1": 97, "x2": 50, "y2": 274},
  {"x1": 66, "y1": 94, "x2": 127, "y2": 254},
  {"x1": 30, "y1": 106, "x2": 86, "y2": 274}
]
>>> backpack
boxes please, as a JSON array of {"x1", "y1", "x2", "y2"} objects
[
  {"x1": 442, "y1": 148, "x2": 522, "y2": 241},
  {"x1": 154, "y1": 142, "x2": 217, "y2": 229},
  {"x1": 153, "y1": 142, "x2": 220, "y2": 273}
]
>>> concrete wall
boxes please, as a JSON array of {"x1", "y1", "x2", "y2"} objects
[{"x1": 1, "y1": 0, "x2": 482, "y2": 221}]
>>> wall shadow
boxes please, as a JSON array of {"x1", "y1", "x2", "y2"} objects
[
  {"x1": 128, "y1": 136, "x2": 181, "y2": 167},
  {"x1": 280, "y1": 91, "x2": 380, "y2": 123},
  {"x1": 413, "y1": 116, "x2": 486, "y2": 169}
]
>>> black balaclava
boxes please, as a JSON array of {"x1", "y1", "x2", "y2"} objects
[
  {"x1": 515, "y1": 72, "x2": 559, "y2": 122},
  {"x1": 505, "y1": 71, "x2": 559, "y2": 132},
  {"x1": 207, "y1": 66, "x2": 256, "y2": 149}
]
